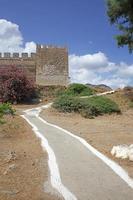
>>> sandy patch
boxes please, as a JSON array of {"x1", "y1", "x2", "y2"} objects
[
  {"x1": 0, "y1": 115, "x2": 61, "y2": 200},
  {"x1": 41, "y1": 108, "x2": 133, "y2": 178}
]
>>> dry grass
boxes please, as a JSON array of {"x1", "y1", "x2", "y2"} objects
[
  {"x1": 0, "y1": 115, "x2": 25, "y2": 136},
  {"x1": 0, "y1": 115, "x2": 61, "y2": 200},
  {"x1": 107, "y1": 90, "x2": 131, "y2": 111}
]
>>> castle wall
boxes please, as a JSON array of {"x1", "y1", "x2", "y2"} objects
[
  {"x1": 0, "y1": 45, "x2": 69, "y2": 86},
  {"x1": 0, "y1": 53, "x2": 36, "y2": 81}
]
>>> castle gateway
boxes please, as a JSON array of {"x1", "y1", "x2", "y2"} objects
[{"x1": 0, "y1": 44, "x2": 69, "y2": 86}]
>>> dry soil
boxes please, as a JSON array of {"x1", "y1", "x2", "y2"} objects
[
  {"x1": 0, "y1": 115, "x2": 61, "y2": 200},
  {"x1": 41, "y1": 107, "x2": 133, "y2": 178}
]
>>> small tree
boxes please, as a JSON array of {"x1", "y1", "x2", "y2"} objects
[
  {"x1": 106, "y1": 0, "x2": 133, "y2": 53},
  {"x1": 0, "y1": 66, "x2": 35, "y2": 103}
]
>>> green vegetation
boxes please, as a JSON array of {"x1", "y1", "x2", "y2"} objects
[
  {"x1": 53, "y1": 83, "x2": 120, "y2": 118},
  {"x1": 56, "y1": 83, "x2": 94, "y2": 97},
  {"x1": 53, "y1": 95, "x2": 120, "y2": 118},
  {"x1": 106, "y1": 0, "x2": 133, "y2": 53},
  {"x1": 81, "y1": 96, "x2": 121, "y2": 117},
  {"x1": 0, "y1": 103, "x2": 15, "y2": 124}
]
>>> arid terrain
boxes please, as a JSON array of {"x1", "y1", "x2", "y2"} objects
[
  {"x1": 0, "y1": 115, "x2": 61, "y2": 200},
  {"x1": 41, "y1": 92, "x2": 133, "y2": 178},
  {"x1": 0, "y1": 89, "x2": 133, "y2": 200}
]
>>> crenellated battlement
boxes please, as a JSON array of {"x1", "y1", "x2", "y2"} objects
[
  {"x1": 0, "y1": 44, "x2": 69, "y2": 86},
  {"x1": 0, "y1": 52, "x2": 36, "y2": 59},
  {"x1": 0, "y1": 44, "x2": 67, "y2": 59},
  {"x1": 36, "y1": 44, "x2": 67, "y2": 51}
]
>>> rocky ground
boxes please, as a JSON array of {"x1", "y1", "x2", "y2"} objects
[
  {"x1": 41, "y1": 107, "x2": 133, "y2": 178},
  {"x1": 0, "y1": 115, "x2": 61, "y2": 200}
]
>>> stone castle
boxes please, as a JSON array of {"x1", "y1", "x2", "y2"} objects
[{"x1": 0, "y1": 44, "x2": 69, "y2": 86}]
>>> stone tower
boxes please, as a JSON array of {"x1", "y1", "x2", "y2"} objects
[{"x1": 36, "y1": 44, "x2": 69, "y2": 86}]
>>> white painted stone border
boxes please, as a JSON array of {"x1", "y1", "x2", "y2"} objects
[
  {"x1": 21, "y1": 114, "x2": 77, "y2": 200},
  {"x1": 22, "y1": 89, "x2": 133, "y2": 195},
  {"x1": 37, "y1": 115, "x2": 133, "y2": 189}
]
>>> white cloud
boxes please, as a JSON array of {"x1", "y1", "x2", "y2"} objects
[
  {"x1": 69, "y1": 52, "x2": 108, "y2": 70},
  {"x1": 97, "y1": 77, "x2": 130, "y2": 89},
  {"x1": 69, "y1": 53, "x2": 133, "y2": 89},
  {"x1": 0, "y1": 19, "x2": 36, "y2": 53},
  {"x1": 23, "y1": 42, "x2": 36, "y2": 53},
  {"x1": 0, "y1": 19, "x2": 132, "y2": 89},
  {"x1": 117, "y1": 62, "x2": 133, "y2": 77}
]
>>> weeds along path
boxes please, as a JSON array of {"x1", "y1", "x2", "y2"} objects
[{"x1": 21, "y1": 98, "x2": 133, "y2": 200}]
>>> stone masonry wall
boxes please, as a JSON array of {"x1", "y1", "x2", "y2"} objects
[
  {"x1": 36, "y1": 45, "x2": 69, "y2": 86},
  {"x1": 0, "y1": 45, "x2": 69, "y2": 86},
  {"x1": 0, "y1": 53, "x2": 36, "y2": 81}
]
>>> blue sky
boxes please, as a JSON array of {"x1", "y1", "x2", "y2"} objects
[{"x1": 0, "y1": 0, "x2": 133, "y2": 88}]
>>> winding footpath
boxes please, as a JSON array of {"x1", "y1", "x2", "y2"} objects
[{"x1": 21, "y1": 91, "x2": 133, "y2": 200}]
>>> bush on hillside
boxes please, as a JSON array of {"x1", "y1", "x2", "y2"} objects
[
  {"x1": 53, "y1": 95, "x2": 120, "y2": 118},
  {"x1": 0, "y1": 66, "x2": 35, "y2": 103},
  {"x1": 56, "y1": 83, "x2": 94, "y2": 97},
  {"x1": 53, "y1": 95, "x2": 82, "y2": 112},
  {"x1": 80, "y1": 96, "x2": 121, "y2": 118},
  {"x1": 0, "y1": 103, "x2": 15, "y2": 124}
]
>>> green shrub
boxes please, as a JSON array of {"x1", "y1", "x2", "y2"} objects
[
  {"x1": 80, "y1": 106, "x2": 101, "y2": 119},
  {"x1": 0, "y1": 103, "x2": 15, "y2": 124},
  {"x1": 56, "y1": 83, "x2": 94, "y2": 97},
  {"x1": 84, "y1": 96, "x2": 121, "y2": 114},
  {"x1": 53, "y1": 95, "x2": 81, "y2": 112},
  {"x1": 53, "y1": 95, "x2": 120, "y2": 118}
]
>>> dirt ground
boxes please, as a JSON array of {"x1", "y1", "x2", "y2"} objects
[
  {"x1": 0, "y1": 115, "x2": 61, "y2": 200},
  {"x1": 41, "y1": 107, "x2": 133, "y2": 178},
  {"x1": 13, "y1": 98, "x2": 52, "y2": 111}
]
